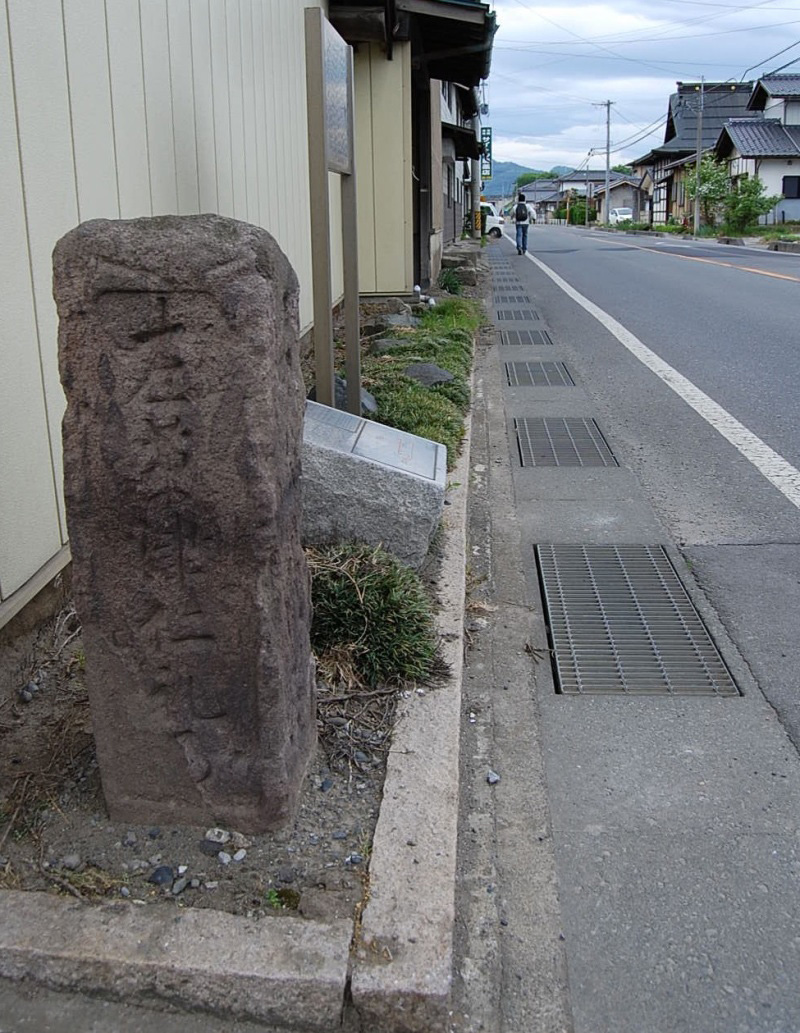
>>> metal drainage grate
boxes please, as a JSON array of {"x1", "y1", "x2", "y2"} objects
[
  {"x1": 506, "y1": 361, "x2": 575, "y2": 387},
  {"x1": 500, "y1": 329, "x2": 553, "y2": 347},
  {"x1": 497, "y1": 309, "x2": 539, "y2": 321},
  {"x1": 515, "y1": 417, "x2": 617, "y2": 467},
  {"x1": 535, "y1": 545, "x2": 739, "y2": 695},
  {"x1": 494, "y1": 294, "x2": 531, "y2": 304}
]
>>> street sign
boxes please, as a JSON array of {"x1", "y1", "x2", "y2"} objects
[{"x1": 481, "y1": 126, "x2": 492, "y2": 179}]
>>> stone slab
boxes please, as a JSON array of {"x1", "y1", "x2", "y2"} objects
[
  {"x1": 54, "y1": 215, "x2": 315, "y2": 833},
  {"x1": 302, "y1": 401, "x2": 446, "y2": 568},
  {"x1": 0, "y1": 891, "x2": 351, "y2": 1031}
]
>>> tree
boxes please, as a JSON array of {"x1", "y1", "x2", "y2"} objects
[
  {"x1": 514, "y1": 171, "x2": 554, "y2": 192},
  {"x1": 724, "y1": 176, "x2": 781, "y2": 233},
  {"x1": 685, "y1": 155, "x2": 729, "y2": 227},
  {"x1": 612, "y1": 164, "x2": 633, "y2": 175}
]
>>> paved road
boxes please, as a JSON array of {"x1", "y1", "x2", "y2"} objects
[{"x1": 454, "y1": 226, "x2": 800, "y2": 1033}]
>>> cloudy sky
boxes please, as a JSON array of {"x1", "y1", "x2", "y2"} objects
[{"x1": 485, "y1": 0, "x2": 800, "y2": 171}]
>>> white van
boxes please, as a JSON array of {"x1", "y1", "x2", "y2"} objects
[{"x1": 480, "y1": 202, "x2": 504, "y2": 238}]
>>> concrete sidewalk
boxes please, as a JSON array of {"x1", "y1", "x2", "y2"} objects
[{"x1": 451, "y1": 237, "x2": 800, "y2": 1033}]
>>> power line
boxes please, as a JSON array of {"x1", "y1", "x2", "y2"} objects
[{"x1": 740, "y1": 37, "x2": 800, "y2": 79}]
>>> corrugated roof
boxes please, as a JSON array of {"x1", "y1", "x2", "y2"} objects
[
  {"x1": 717, "y1": 118, "x2": 800, "y2": 158},
  {"x1": 748, "y1": 74, "x2": 800, "y2": 110}
]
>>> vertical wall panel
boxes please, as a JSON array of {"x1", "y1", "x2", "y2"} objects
[
  {"x1": 251, "y1": 0, "x2": 269, "y2": 230},
  {"x1": 189, "y1": 0, "x2": 218, "y2": 213},
  {"x1": 7, "y1": 0, "x2": 79, "y2": 542},
  {"x1": 140, "y1": 0, "x2": 177, "y2": 214},
  {"x1": 239, "y1": 0, "x2": 259, "y2": 225},
  {"x1": 354, "y1": 47, "x2": 377, "y2": 293},
  {"x1": 106, "y1": 0, "x2": 151, "y2": 217},
  {"x1": 226, "y1": 0, "x2": 248, "y2": 221},
  {"x1": 166, "y1": 0, "x2": 200, "y2": 214},
  {"x1": 0, "y1": 3, "x2": 63, "y2": 596},
  {"x1": 209, "y1": 0, "x2": 233, "y2": 215},
  {"x1": 62, "y1": 0, "x2": 120, "y2": 221}
]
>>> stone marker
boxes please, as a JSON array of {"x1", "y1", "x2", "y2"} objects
[
  {"x1": 54, "y1": 215, "x2": 315, "y2": 832},
  {"x1": 302, "y1": 401, "x2": 446, "y2": 568}
]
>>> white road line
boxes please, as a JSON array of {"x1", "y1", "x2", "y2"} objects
[{"x1": 523, "y1": 248, "x2": 800, "y2": 510}]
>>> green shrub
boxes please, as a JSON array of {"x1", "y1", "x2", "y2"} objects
[
  {"x1": 438, "y1": 268, "x2": 462, "y2": 294},
  {"x1": 308, "y1": 543, "x2": 438, "y2": 688}
]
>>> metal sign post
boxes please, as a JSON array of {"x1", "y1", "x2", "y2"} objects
[{"x1": 304, "y1": 8, "x2": 361, "y2": 415}]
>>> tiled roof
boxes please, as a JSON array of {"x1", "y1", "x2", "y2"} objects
[
  {"x1": 748, "y1": 74, "x2": 800, "y2": 110},
  {"x1": 633, "y1": 81, "x2": 754, "y2": 165},
  {"x1": 719, "y1": 118, "x2": 800, "y2": 158}
]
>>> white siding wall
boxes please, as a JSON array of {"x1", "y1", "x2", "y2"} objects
[{"x1": 0, "y1": 0, "x2": 339, "y2": 613}]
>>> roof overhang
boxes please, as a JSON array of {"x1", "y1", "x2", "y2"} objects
[
  {"x1": 442, "y1": 120, "x2": 482, "y2": 159},
  {"x1": 330, "y1": 0, "x2": 496, "y2": 85}
]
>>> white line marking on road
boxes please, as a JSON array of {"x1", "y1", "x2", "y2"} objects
[{"x1": 523, "y1": 248, "x2": 800, "y2": 509}]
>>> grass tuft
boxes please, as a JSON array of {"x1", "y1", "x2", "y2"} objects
[{"x1": 308, "y1": 543, "x2": 438, "y2": 689}]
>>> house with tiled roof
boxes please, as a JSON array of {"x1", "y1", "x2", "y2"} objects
[
  {"x1": 714, "y1": 75, "x2": 800, "y2": 223},
  {"x1": 632, "y1": 81, "x2": 754, "y2": 224}
]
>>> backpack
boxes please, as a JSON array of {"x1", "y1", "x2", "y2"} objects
[{"x1": 515, "y1": 201, "x2": 528, "y2": 222}]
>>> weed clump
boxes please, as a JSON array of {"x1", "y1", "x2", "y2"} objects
[{"x1": 308, "y1": 544, "x2": 438, "y2": 689}]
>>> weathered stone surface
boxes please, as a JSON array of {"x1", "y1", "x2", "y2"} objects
[
  {"x1": 54, "y1": 215, "x2": 315, "y2": 832},
  {"x1": 457, "y1": 267, "x2": 478, "y2": 286},
  {"x1": 402, "y1": 363, "x2": 454, "y2": 388},
  {"x1": 308, "y1": 374, "x2": 377, "y2": 415},
  {"x1": 302, "y1": 402, "x2": 446, "y2": 569}
]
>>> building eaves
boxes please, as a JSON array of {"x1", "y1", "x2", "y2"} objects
[
  {"x1": 748, "y1": 74, "x2": 800, "y2": 110},
  {"x1": 717, "y1": 118, "x2": 800, "y2": 158}
]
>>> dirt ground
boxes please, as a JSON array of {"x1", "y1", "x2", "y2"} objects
[{"x1": 0, "y1": 587, "x2": 398, "y2": 923}]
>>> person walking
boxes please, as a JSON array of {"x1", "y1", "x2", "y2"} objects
[{"x1": 514, "y1": 193, "x2": 530, "y2": 255}]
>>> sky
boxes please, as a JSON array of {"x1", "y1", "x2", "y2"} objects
[{"x1": 485, "y1": 0, "x2": 800, "y2": 172}]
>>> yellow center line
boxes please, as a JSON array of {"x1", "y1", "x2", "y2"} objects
[{"x1": 615, "y1": 238, "x2": 800, "y2": 283}]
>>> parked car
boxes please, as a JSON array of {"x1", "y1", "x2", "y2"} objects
[
  {"x1": 608, "y1": 207, "x2": 633, "y2": 225},
  {"x1": 480, "y1": 202, "x2": 505, "y2": 238}
]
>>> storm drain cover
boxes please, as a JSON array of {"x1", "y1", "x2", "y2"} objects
[
  {"x1": 535, "y1": 545, "x2": 739, "y2": 695},
  {"x1": 497, "y1": 309, "x2": 539, "y2": 321},
  {"x1": 506, "y1": 361, "x2": 574, "y2": 387},
  {"x1": 500, "y1": 329, "x2": 553, "y2": 347},
  {"x1": 494, "y1": 294, "x2": 531, "y2": 304},
  {"x1": 515, "y1": 417, "x2": 617, "y2": 466}
]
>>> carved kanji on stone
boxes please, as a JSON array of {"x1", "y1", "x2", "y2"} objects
[{"x1": 54, "y1": 215, "x2": 315, "y2": 831}]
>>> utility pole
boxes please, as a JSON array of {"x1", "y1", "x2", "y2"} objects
[
  {"x1": 693, "y1": 77, "x2": 705, "y2": 236},
  {"x1": 594, "y1": 101, "x2": 614, "y2": 224}
]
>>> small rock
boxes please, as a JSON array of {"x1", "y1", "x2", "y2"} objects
[
  {"x1": 18, "y1": 689, "x2": 33, "y2": 704},
  {"x1": 148, "y1": 854, "x2": 162, "y2": 866},
  {"x1": 230, "y1": 832, "x2": 252, "y2": 851},
  {"x1": 204, "y1": 881, "x2": 219, "y2": 890},
  {"x1": 177, "y1": 864, "x2": 188, "y2": 875},
  {"x1": 402, "y1": 362, "x2": 454, "y2": 388},
  {"x1": 171, "y1": 877, "x2": 189, "y2": 896},
  {"x1": 218, "y1": 851, "x2": 232, "y2": 865},
  {"x1": 232, "y1": 849, "x2": 247, "y2": 862},
  {"x1": 345, "y1": 853, "x2": 364, "y2": 866},
  {"x1": 0, "y1": 856, "x2": 8, "y2": 867},
  {"x1": 61, "y1": 853, "x2": 81, "y2": 871},
  {"x1": 487, "y1": 770, "x2": 501, "y2": 785},
  {"x1": 353, "y1": 750, "x2": 370, "y2": 767},
  {"x1": 320, "y1": 777, "x2": 334, "y2": 793},
  {"x1": 147, "y1": 827, "x2": 161, "y2": 840},
  {"x1": 147, "y1": 865, "x2": 174, "y2": 887},
  {"x1": 190, "y1": 879, "x2": 200, "y2": 889},
  {"x1": 331, "y1": 830, "x2": 348, "y2": 841},
  {"x1": 124, "y1": 831, "x2": 137, "y2": 847},
  {"x1": 500, "y1": 917, "x2": 508, "y2": 927},
  {"x1": 277, "y1": 866, "x2": 295, "y2": 884},
  {"x1": 198, "y1": 839, "x2": 223, "y2": 857},
  {"x1": 120, "y1": 886, "x2": 131, "y2": 898},
  {"x1": 308, "y1": 834, "x2": 319, "y2": 845},
  {"x1": 204, "y1": 827, "x2": 231, "y2": 845}
]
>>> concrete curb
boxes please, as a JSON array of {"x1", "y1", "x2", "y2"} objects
[
  {"x1": 0, "y1": 891, "x2": 352, "y2": 1030},
  {"x1": 0, "y1": 353, "x2": 473, "y2": 1033},
  {"x1": 350, "y1": 409, "x2": 471, "y2": 1032}
]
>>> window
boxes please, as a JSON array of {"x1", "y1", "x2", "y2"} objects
[
  {"x1": 783, "y1": 176, "x2": 800, "y2": 199},
  {"x1": 447, "y1": 166, "x2": 453, "y2": 208}
]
